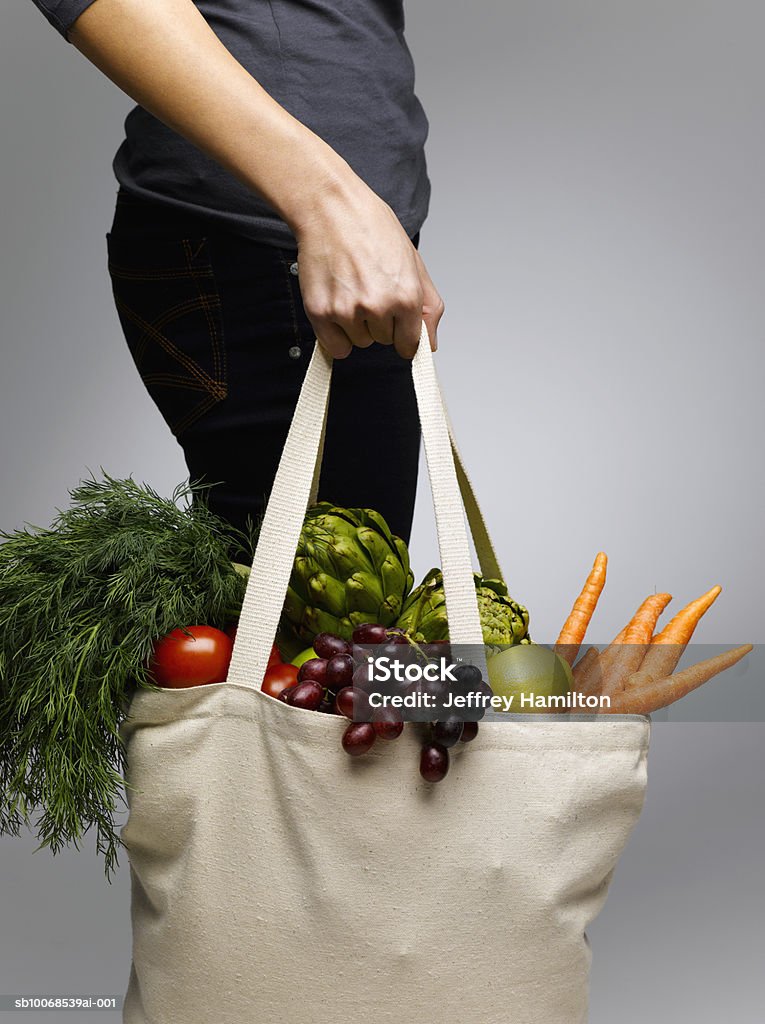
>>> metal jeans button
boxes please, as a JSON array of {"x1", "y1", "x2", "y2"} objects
[
  {"x1": 288, "y1": 345, "x2": 302, "y2": 360},
  {"x1": 289, "y1": 261, "x2": 299, "y2": 276}
]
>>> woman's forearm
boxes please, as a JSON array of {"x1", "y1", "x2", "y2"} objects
[
  {"x1": 63, "y1": 0, "x2": 445, "y2": 359},
  {"x1": 68, "y1": 0, "x2": 360, "y2": 236}
]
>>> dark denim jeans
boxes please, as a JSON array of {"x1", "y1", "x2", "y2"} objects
[{"x1": 106, "y1": 189, "x2": 422, "y2": 551}]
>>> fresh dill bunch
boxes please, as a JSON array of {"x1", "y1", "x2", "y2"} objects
[{"x1": 0, "y1": 470, "x2": 259, "y2": 879}]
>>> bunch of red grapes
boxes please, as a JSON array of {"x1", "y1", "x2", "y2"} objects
[{"x1": 274, "y1": 623, "x2": 482, "y2": 783}]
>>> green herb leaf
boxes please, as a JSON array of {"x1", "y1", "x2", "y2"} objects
[{"x1": 0, "y1": 470, "x2": 258, "y2": 878}]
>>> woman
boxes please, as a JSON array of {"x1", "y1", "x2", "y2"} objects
[{"x1": 31, "y1": 0, "x2": 444, "y2": 549}]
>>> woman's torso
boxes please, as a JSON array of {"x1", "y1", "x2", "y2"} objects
[{"x1": 113, "y1": 0, "x2": 431, "y2": 246}]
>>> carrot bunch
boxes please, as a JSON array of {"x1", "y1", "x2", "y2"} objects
[{"x1": 553, "y1": 554, "x2": 752, "y2": 715}]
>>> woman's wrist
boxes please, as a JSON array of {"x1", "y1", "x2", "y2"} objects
[{"x1": 264, "y1": 130, "x2": 369, "y2": 241}]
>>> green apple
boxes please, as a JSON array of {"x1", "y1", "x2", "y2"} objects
[
  {"x1": 291, "y1": 646, "x2": 318, "y2": 668},
  {"x1": 487, "y1": 644, "x2": 573, "y2": 714}
]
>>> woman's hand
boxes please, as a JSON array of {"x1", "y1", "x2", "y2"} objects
[{"x1": 292, "y1": 179, "x2": 444, "y2": 360}]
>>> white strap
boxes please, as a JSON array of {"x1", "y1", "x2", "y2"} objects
[
  {"x1": 411, "y1": 329, "x2": 485, "y2": 647},
  {"x1": 447, "y1": 422, "x2": 504, "y2": 584},
  {"x1": 308, "y1": 380, "x2": 329, "y2": 506},
  {"x1": 226, "y1": 324, "x2": 487, "y2": 688},
  {"x1": 427, "y1": 354, "x2": 504, "y2": 584},
  {"x1": 226, "y1": 343, "x2": 333, "y2": 688}
]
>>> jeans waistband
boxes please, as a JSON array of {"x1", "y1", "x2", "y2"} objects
[
  {"x1": 110, "y1": 188, "x2": 420, "y2": 250},
  {"x1": 110, "y1": 188, "x2": 239, "y2": 240}
]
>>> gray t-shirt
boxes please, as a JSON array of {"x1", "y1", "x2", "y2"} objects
[{"x1": 32, "y1": 0, "x2": 431, "y2": 247}]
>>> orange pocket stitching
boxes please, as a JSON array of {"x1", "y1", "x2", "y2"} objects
[
  {"x1": 182, "y1": 239, "x2": 226, "y2": 388},
  {"x1": 115, "y1": 295, "x2": 222, "y2": 396},
  {"x1": 107, "y1": 261, "x2": 213, "y2": 282},
  {"x1": 128, "y1": 294, "x2": 222, "y2": 369}
]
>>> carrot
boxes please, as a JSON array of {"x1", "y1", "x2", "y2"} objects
[
  {"x1": 577, "y1": 621, "x2": 635, "y2": 697},
  {"x1": 635, "y1": 585, "x2": 722, "y2": 683},
  {"x1": 651, "y1": 585, "x2": 722, "y2": 646},
  {"x1": 578, "y1": 592, "x2": 672, "y2": 697},
  {"x1": 600, "y1": 592, "x2": 673, "y2": 697},
  {"x1": 606, "y1": 644, "x2": 753, "y2": 715},
  {"x1": 622, "y1": 592, "x2": 674, "y2": 645},
  {"x1": 555, "y1": 552, "x2": 608, "y2": 665},
  {"x1": 572, "y1": 646, "x2": 600, "y2": 686}
]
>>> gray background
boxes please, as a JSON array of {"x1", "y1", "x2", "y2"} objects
[{"x1": 1, "y1": 1, "x2": 763, "y2": 1021}]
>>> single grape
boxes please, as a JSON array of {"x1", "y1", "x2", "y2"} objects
[
  {"x1": 287, "y1": 680, "x2": 324, "y2": 710},
  {"x1": 470, "y1": 681, "x2": 494, "y2": 722},
  {"x1": 351, "y1": 646, "x2": 376, "y2": 670},
  {"x1": 385, "y1": 643, "x2": 421, "y2": 675},
  {"x1": 297, "y1": 657, "x2": 328, "y2": 685},
  {"x1": 278, "y1": 685, "x2": 297, "y2": 704},
  {"x1": 386, "y1": 671, "x2": 411, "y2": 696},
  {"x1": 453, "y1": 664, "x2": 491, "y2": 721},
  {"x1": 335, "y1": 687, "x2": 355, "y2": 719},
  {"x1": 335, "y1": 686, "x2": 371, "y2": 721},
  {"x1": 342, "y1": 722, "x2": 376, "y2": 756},
  {"x1": 421, "y1": 638, "x2": 451, "y2": 654},
  {"x1": 351, "y1": 661, "x2": 374, "y2": 691},
  {"x1": 385, "y1": 629, "x2": 411, "y2": 646},
  {"x1": 401, "y1": 677, "x2": 446, "y2": 710},
  {"x1": 408, "y1": 676, "x2": 448, "y2": 714},
  {"x1": 352, "y1": 623, "x2": 388, "y2": 645},
  {"x1": 420, "y1": 743, "x2": 450, "y2": 783},
  {"x1": 422, "y1": 676, "x2": 448, "y2": 700},
  {"x1": 453, "y1": 663, "x2": 483, "y2": 688},
  {"x1": 313, "y1": 632, "x2": 351, "y2": 659},
  {"x1": 326, "y1": 653, "x2": 354, "y2": 691},
  {"x1": 372, "y1": 710, "x2": 404, "y2": 741},
  {"x1": 380, "y1": 641, "x2": 408, "y2": 660},
  {"x1": 432, "y1": 717, "x2": 464, "y2": 748},
  {"x1": 460, "y1": 720, "x2": 479, "y2": 742}
]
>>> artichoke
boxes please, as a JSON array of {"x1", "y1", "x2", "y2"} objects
[
  {"x1": 396, "y1": 568, "x2": 531, "y2": 646},
  {"x1": 281, "y1": 503, "x2": 415, "y2": 647}
]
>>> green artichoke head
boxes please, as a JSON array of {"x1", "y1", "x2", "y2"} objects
[
  {"x1": 475, "y1": 576, "x2": 530, "y2": 645},
  {"x1": 396, "y1": 569, "x2": 530, "y2": 647},
  {"x1": 394, "y1": 568, "x2": 448, "y2": 643},
  {"x1": 281, "y1": 503, "x2": 414, "y2": 646}
]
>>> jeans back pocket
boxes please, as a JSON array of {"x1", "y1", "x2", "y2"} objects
[{"x1": 106, "y1": 232, "x2": 227, "y2": 439}]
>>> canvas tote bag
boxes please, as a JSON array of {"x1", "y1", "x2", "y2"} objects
[{"x1": 120, "y1": 325, "x2": 651, "y2": 1024}]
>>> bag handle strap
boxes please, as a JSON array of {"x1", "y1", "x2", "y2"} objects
[
  {"x1": 446, "y1": 418, "x2": 504, "y2": 583},
  {"x1": 226, "y1": 324, "x2": 488, "y2": 689},
  {"x1": 308, "y1": 377, "x2": 329, "y2": 507},
  {"x1": 307, "y1": 358, "x2": 504, "y2": 581}
]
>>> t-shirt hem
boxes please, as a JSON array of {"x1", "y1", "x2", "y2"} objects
[{"x1": 110, "y1": 181, "x2": 427, "y2": 250}]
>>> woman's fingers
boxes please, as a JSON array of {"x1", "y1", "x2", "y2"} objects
[
  {"x1": 314, "y1": 320, "x2": 353, "y2": 359},
  {"x1": 310, "y1": 294, "x2": 427, "y2": 361},
  {"x1": 362, "y1": 312, "x2": 395, "y2": 347},
  {"x1": 414, "y1": 247, "x2": 445, "y2": 352},
  {"x1": 392, "y1": 302, "x2": 426, "y2": 360},
  {"x1": 339, "y1": 315, "x2": 378, "y2": 350}
]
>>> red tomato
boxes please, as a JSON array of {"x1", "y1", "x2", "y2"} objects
[
  {"x1": 261, "y1": 662, "x2": 300, "y2": 700},
  {"x1": 150, "y1": 625, "x2": 234, "y2": 688},
  {"x1": 225, "y1": 623, "x2": 282, "y2": 669}
]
